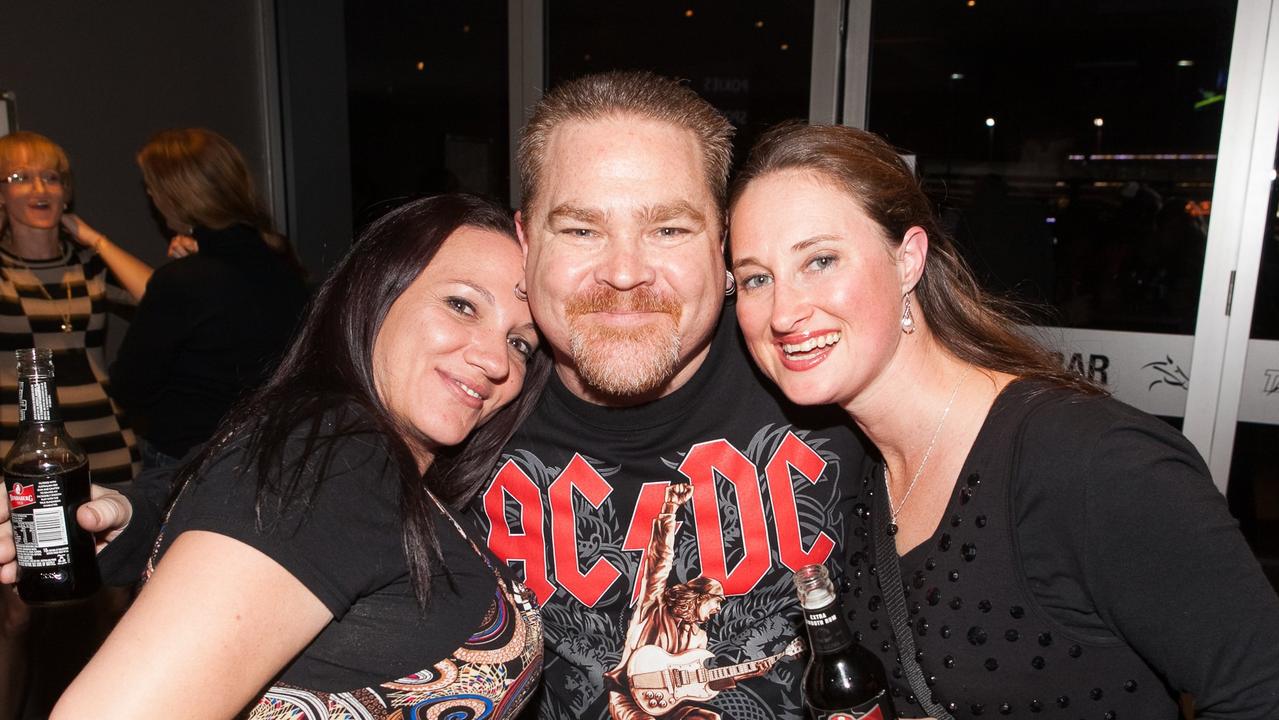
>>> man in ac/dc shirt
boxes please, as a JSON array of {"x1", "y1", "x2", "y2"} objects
[
  {"x1": 10, "y1": 71, "x2": 869, "y2": 720},
  {"x1": 472, "y1": 71, "x2": 866, "y2": 720}
]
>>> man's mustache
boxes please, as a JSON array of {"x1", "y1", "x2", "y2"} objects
[{"x1": 565, "y1": 287, "x2": 682, "y2": 320}]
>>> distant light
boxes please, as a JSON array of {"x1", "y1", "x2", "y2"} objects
[
  {"x1": 755, "y1": 20, "x2": 764, "y2": 28},
  {"x1": 985, "y1": 117, "x2": 996, "y2": 128},
  {"x1": 780, "y1": 42, "x2": 790, "y2": 51},
  {"x1": 685, "y1": 8, "x2": 694, "y2": 17},
  {"x1": 950, "y1": 73, "x2": 965, "y2": 80},
  {"x1": 1068, "y1": 153, "x2": 1217, "y2": 161},
  {"x1": 967, "y1": 0, "x2": 976, "y2": 6},
  {"x1": 462, "y1": 24, "x2": 471, "y2": 33},
  {"x1": 1046, "y1": 217, "x2": 1057, "y2": 224},
  {"x1": 416, "y1": 61, "x2": 425, "y2": 71},
  {"x1": 1177, "y1": 59, "x2": 1195, "y2": 67},
  {"x1": 1093, "y1": 117, "x2": 1104, "y2": 127}
]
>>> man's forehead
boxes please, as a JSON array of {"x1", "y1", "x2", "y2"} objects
[{"x1": 531, "y1": 117, "x2": 718, "y2": 220}]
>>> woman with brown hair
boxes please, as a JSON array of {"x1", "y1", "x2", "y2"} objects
[
  {"x1": 728, "y1": 123, "x2": 1279, "y2": 718},
  {"x1": 110, "y1": 128, "x2": 308, "y2": 468}
]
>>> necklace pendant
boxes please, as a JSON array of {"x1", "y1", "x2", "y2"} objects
[
  {"x1": 60, "y1": 321, "x2": 72, "y2": 333},
  {"x1": 886, "y1": 522, "x2": 899, "y2": 536}
]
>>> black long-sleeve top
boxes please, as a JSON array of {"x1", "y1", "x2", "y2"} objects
[{"x1": 109, "y1": 224, "x2": 308, "y2": 458}]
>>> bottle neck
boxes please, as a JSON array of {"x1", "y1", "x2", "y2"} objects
[
  {"x1": 18, "y1": 375, "x2": 62, "y2": 425},
  {"x1": 803, "y1": 599, "x2": 854, "y2": 654}
]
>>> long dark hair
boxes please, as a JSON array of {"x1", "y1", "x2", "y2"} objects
[
  {"x1": 176, "y1": 193, "x2": 551, "y2": 606},
  {"x1": 729, "y1": 123, "x2": 1100, "y2": 395}
]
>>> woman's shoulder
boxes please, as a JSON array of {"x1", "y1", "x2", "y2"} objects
[
  {"x1": 194, "y1": 402, "x2": 395, "y2": 494},
  {"x1": 998, "y1": 378, "x2": 1172, "y2": 436},
  {"x1": 995, "y1": 377, "x2": 1204, "y2": 478}
]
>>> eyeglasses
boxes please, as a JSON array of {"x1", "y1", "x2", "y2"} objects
[{"x1": 1, "y1": 171, "x2": 63, "y2": 187}]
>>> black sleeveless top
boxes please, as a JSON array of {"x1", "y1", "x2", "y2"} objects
[{"x1": 838, "y1": 380, "x2": 1279, "y2": 718}]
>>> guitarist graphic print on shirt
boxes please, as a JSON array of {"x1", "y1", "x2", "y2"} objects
[{"x1": 603, "y1": 483, "x2": 805, "y2": 720}]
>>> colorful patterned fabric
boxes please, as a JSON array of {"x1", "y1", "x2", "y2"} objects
[
  {"x1": 0, "y1": 237, "x2": 139, "y2": 483},
  {"x1": 250, "y1": 580, "x2": 542, "y2": 720}
]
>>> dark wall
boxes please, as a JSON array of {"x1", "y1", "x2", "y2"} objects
[{"x1": 0, "y1": 0, "x2": 273, "y2": 267}]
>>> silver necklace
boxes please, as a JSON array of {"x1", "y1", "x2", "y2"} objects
[{"x1": 884, "y1": 367, "x2": 970, "y2": 536}]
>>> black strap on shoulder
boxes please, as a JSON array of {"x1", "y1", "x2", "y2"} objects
[{"x1": 872, "y1": 469, "x2": 956, "y2": 720}]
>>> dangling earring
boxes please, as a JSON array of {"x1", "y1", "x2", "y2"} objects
[
  {"x1": 724, "y1": 269, "x2": 737, "y2": 296},
  {"x1": 900, "y1": 293, "x2": 916, "y2": 334}
]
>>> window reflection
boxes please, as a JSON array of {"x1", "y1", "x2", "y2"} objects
[
  {"x1": 868, "y1": 0, "x2": 1236, "y2": 334},
  {"x1": 548, "y1": 0, "x2": 814, "y2": 167},
  {"x1": 346, "y1": 1, "x2": 509, "y2": 225}
]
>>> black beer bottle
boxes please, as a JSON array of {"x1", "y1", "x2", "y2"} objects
[
  {"x1": 794, "y1": 564, "x2": 896, "y2": 720},
  {"x1": 4, "y1": 348, "x2": 100, "y2": 603}
]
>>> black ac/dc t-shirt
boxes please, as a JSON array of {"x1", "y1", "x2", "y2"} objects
[{"x1": 471, "y1": 301, "x2": 868, "y2": 720}]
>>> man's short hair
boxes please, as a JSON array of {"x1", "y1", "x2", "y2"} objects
[{"x1": 517, "y1": 71, "x2": 735, "y2": 214}]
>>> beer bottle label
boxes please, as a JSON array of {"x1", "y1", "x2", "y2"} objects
[
  {"x1": 803, "y1": 602, "x2": 853, "y2": 653},
  {"x1": 806, "y1": 690, "x2": 896, "y2": 720},
  {"x1": 17, "y1": 377, "x2": 59, "y2": 423},
  {"x1": 7, "y1": 471, "x2": 77, "y2": 569}
]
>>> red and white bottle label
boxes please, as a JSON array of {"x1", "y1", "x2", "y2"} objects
[
  {"x1": 807, "y1": 691, "x2": 895, "y2": 720},
  {"x1": 8, "y1": 482, "x2": 35, "y2": 509}
]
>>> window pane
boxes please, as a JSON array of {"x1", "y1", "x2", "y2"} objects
[
  {"x1": 868, "y1": 0, "x2": 1236, "y2": 334},
  {"x1": 547, "y1": 1, "x2": 814, "y2": 165},
  {"x1": 346, "y1": 2, "x2": 509, "y2": 224}
]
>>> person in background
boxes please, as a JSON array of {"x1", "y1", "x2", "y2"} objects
[
  {"x1": 728, "y1": 122, "x2": 1279, "y2": 718},
  {"x1": 0, "y1": 132, "x2": 151, "y2": 482},
  {"x1": 0, "y1": 130, "x2": 154, "y2": 719},
  {"x1": 54, "y1": 193, "x2": 550, "y2": 717},
  {"x1": 109, "y1": 128, "x2": 309, "y2": 469}
]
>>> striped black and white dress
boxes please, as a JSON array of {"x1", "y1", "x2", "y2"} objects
[{"x1": 0, "y1": 238, "x2": 140, "y2": 484}]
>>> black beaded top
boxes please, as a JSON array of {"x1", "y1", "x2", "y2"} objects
[{"x1": 839, "y1": 382, "x2": 1180, "y2": 719}]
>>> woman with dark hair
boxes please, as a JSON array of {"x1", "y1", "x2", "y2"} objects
[
  {"x1": 110, "y1": 128, "x2": 308, "y2": 468},
  {"x1": 54, "y1": 193, "x2": 551, "y2": 718},
  {"x1": 728, "y1": 124, "x2": 1279, "y2": 718}
]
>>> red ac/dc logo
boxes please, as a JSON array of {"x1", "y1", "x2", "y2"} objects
[
  {"x1": 829, "y1": 709, "x2": 885, "y2": 720},
  {"x1": 8, "y1": 482, "x2": 35, "y2": 510}
]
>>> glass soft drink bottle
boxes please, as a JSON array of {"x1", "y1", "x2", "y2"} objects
[{"x1": 4, "y1": 348, "x2": 100, "y2": 603}]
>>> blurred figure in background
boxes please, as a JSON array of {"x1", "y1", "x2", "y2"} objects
[
  {"x1": 0, "y1": 130, "x2": 153, "y2": 718},
  {"x1": 110, "y1": 128, "x2": 308, "y2": 469}
]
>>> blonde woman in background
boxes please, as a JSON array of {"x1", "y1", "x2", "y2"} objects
[{"x1": 0, "y1": 130, "x2": 153, "y2": 718}]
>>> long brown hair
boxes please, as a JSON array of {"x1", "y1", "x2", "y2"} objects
[
  {"x1": 730, "y1": 123, "x2": 1100, "y2": 394},
  {"x1": 137, "y1": 128, "x2": 293, "y2": 259}
]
